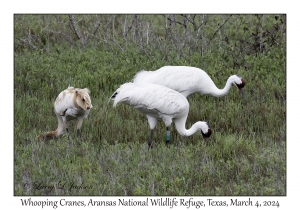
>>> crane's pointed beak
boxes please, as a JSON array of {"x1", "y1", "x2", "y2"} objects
[{"x1": 240, "y1": 88, "x2": 246, "y2": 100}]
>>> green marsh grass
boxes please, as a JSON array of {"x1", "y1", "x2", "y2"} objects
[{"x1": 14, "y1": 48, "x2": 286, "y2": 196}]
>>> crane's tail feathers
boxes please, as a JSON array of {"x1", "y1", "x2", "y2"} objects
[
  {"x1": 110, "y1": 82, "x2": 140, "y2": 107},
  {"x1": 113, "y1": 97, "x2": 129, "y2": 107},
  {"x1": 132, "y1": 70, "x2": 148, "y2": 83},
  {"x1": 108, "y1": 89, "x2": 129, "y2": 107}
]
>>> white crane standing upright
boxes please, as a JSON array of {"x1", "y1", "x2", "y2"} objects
[
  {"x1": 109, "y1": 82, "x2": 212, "y2": 148},
  {"x1": 133, "y1": 66, "x2": 246, "y2": 98}
]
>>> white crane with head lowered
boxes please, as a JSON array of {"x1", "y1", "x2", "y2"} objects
[
  {"x1": 133, "y1": 66, "x2": 246, "y2": 99},
  {"x1": 109, "y1": 82, "x2": 212, "y2": 148}
]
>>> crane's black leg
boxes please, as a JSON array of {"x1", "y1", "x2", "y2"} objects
[
  {"x1": 148, "y1": 129, "x2": 154, "y2": 149},
  {"x1": 166, "y1": 127, "x2": 170, "y2": 147}
]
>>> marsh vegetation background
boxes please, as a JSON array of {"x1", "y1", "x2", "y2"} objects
[{"x1": 14, "y1": 14, "x2": 286, "y2": 195}]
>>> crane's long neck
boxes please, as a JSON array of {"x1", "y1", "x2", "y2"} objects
[
  {"x1": 207, "y1": 76, "x2": 234, "y2": 97},
  {"x1": 174, "y1": 117, "x2": 206, "y2": 137}
]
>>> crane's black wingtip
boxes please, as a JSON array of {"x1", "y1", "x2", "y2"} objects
[{"x1": 110, "y1": 91, "x2": 118, "y2": 100}]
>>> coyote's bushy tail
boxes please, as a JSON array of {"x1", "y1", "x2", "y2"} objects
[
  {"x1": 36, "y1": 129, "x2": 59, "y2": 141},
  {"x1": 36, "y1": 113, "x2": 65, "y2": 141}
]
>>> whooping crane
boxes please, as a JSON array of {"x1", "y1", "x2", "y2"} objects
[
  {"x1": 109, "y1": 82, "x2": 212, "y2": 148},
  {"x1": 37, "y1": 86, "x2": 93, "y2": 140},
  {"x1": 133, "y1": 66, "x2": 246, "y2": 99}
]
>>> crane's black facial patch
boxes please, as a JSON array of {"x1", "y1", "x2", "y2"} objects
[
  {"x1": 201, "y1": 129, "x2": 212, "y2": 138},
  {"x1": 236, "y1": 78, "x2": 245, "y2": 89}
]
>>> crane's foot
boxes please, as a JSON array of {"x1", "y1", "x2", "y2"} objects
[{"x1": 148, "y1": 141, "x2": 152, "y2": 150}]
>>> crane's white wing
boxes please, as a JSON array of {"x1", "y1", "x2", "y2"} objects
[
  {"x1": 133, "y1": 66, "x2": 215, "y2": 96},
  {"x1": 111, "y1": 82, "x2": 188, "y2": 118}
]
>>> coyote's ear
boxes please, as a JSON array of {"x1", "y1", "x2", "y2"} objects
[{"x1": 82, "y1": 88, "x2": 90, "y2": 94}]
